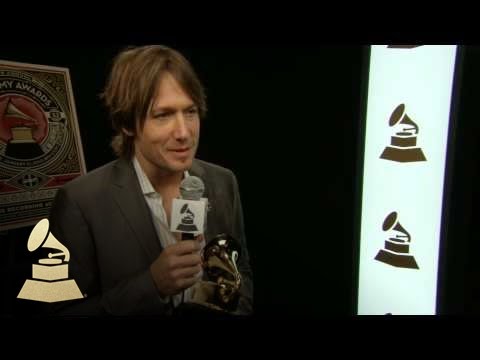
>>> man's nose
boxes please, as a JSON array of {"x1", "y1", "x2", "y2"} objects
[{"x1": 173, "y1": 113, "x2": 189, "y2": 140}]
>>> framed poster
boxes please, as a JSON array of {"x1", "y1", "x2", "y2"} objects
[{"x1": 0, "y1": 60, "x2": 86, "y2": 231}]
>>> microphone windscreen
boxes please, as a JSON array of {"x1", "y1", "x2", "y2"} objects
[{"x1": 179, "y1": 175, "x2": 205, "y2": 200}]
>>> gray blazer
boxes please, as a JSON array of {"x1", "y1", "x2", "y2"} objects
[{"x1": 48, "y1": 157, "x2": 253, "y2": 316}]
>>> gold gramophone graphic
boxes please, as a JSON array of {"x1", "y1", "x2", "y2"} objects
[
  {"x1": 189, "y1": 234, "x2": 242, "y2": 313},
  {"x1": 374, "y1": 212, "x2": 419, "y2": 269},
  {"x1": 380, "y1": 103, "x2": 426, "y2": 163},
  {"x1": 17, "y1": 218, "x2": 83, "y2": 302},
  {"x1": 2, "y1": 97, "x2": 44, "y2": 158}
]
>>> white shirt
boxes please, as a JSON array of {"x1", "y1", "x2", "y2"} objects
[{"x1": 132, "y1": 157, "x2": 203, "y2": 307}]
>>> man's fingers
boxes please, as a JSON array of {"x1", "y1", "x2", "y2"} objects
[
  {"x1": 174, "y1": 264, "x2": 203, "y2": 280},
  {"x1": 173, "y1": 253, "x2": 202, "y2": 269},
  {"x1": 167, "y1": 240, "x2": 201, "y2": 255}
]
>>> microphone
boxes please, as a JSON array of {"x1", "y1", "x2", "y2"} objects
[
  {"x1": 171, "y1": 175, "x2": 207, "y2": 240},
  {"x1": 180, "y1": 176, "x2": 204, "y2": 240}
]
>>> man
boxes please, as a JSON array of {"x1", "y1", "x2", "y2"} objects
[{"x1": 48, "y1": 45, "x2": 253, "y2": 316}]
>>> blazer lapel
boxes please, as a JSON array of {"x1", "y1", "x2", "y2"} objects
[{"x1": 110, "y1": 158, "x2": 161, "y2": 262}]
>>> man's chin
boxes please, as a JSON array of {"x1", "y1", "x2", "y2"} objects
[{"x1": 170, "y1": 158, "x2": 193, "y2": 172}]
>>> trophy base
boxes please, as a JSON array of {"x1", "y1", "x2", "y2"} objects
[
  {"x1": 380, "y1": 147, "x2": 426, "y2": 163},
  {"x1": 189, "y1": 281, "x2": 226, "y2": 311},
  {"x1": 17, "y1": 279, "x2": 83, "y2": 303},
  {"x1": 374, "y1": 249, "x2": 419, "y2": 269},
  {"x1": 177, "y1": 281, "x2": 240, "y2": 316}
]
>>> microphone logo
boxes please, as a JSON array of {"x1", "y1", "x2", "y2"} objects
[{"x1": 176, "y1": 204, "x2": 199, "y2": 232}]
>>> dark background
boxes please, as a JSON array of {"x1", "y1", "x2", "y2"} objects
[{"x1": 0, "y1": 45, "x2": 478, "y2": 317}]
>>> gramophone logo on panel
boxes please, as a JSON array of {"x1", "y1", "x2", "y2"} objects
[
  {"x1": 380, "y1": 104, "x2": 427, "y2": 163},
  {"x1": 375, "y1": 211, "x2": 419, "y2": 269}
]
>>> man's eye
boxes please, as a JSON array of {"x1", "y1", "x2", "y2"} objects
[
  {"x1": 154, "y1": 113, "x2": 171, "y2": 119},
  {"x1": 186, "y1": 108, "x2": 198, "y2": 116}
]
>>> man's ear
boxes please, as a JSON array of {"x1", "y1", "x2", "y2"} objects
[{"x1": 122, "y1": 128, "x2": 135, "y2": 137}]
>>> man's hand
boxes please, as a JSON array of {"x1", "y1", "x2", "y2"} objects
[{"x1": 150, "y1": 239, "x2": 203, "y2": 297}]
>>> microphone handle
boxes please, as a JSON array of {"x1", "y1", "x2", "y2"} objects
[{"x1": 182, "y1": 233, "x2": 195, "y2": 240}]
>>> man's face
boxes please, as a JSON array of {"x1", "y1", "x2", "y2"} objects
[{"x1": 132, "y1": 73, "x2": 200, "y2": 178}]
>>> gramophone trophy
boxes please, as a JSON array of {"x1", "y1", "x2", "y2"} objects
[
  {"x1": 3, "y1": 97, "x2": 44, "y2": 159},
  {"x1": 187, "y1": 233, "x2": 243, "y2": 313},
  {"x1": 17, "y1": 218, "x2": 83, "y2": 302},
  {"x1": 380, "y1": 103, "x2": 427, "y2": 163}
]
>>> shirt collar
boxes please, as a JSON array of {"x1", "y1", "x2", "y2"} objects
[
  {"x1": 132, "y1": 156, "x2": 190, "y2": 196},
  {"x1": 132, "y1": 157, "x2": 156, "y2": 195}
]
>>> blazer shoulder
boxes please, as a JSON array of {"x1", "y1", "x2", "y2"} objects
[
  {"x1": 193, "y1": 158, "x2": 236, "y2": 180},
  {"x1": 60, "y1": 159, "x2": 119, "y2": 195}
]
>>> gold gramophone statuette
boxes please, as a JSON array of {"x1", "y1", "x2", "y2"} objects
[{"x1": 189, "y1": 233, "x2": 242, "y2": 313}]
